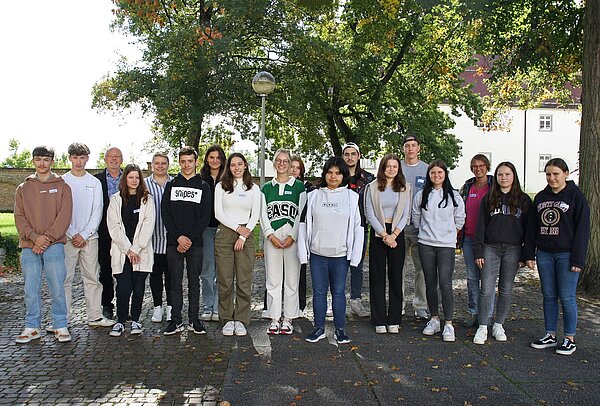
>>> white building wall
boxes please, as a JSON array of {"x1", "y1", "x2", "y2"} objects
[{"x1": 442, "y1": 105, "x2": 580, "y2": 193}]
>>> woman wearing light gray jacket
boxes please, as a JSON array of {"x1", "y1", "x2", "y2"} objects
[
  {"x1": 107, "y1": 164, "x2": 155, "y2": 337},
  {"x1": 365, "y1": 154, "x2": 411, "y2": 334},
  {"x1": 412, "y1": 160, "x2": 465, "y2": 342}
]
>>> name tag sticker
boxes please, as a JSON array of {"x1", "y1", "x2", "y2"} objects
[
  {"x1": 49, "y1": 189, "x2": 58, "y2": 194},
  {"x1": 171, "y1": 187, "x2": 202, "y2": 203},
  {"x1": 133, "y1": 209, "x2": 141, "y2": 214},
  {"x1": 415, "y1": 177, "x2": 426, "y2": 187},
  {"x1": 284, "y1": 191, "x2": 292, "y2": 195},
  {"x1": 238, "y1": 193, "x2": 247, "y2": 198}
]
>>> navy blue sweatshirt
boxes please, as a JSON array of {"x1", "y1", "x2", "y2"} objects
[
  {"x1": 472, "y1": 192, "x2": 532, "y2": 259},
  {"x1": 524, "y1": 181, "x2": 590, "y2": 268},
  {"x1": 161, "y1": 173, "x2": 211, "y2": 247}
]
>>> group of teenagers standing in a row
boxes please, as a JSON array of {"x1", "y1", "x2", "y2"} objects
[{"x1": 14, "y1": 136, "x2": 590, "y2": 356}]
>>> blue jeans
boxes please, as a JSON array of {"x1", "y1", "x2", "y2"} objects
[
  {"x1": 349, "y1": 228, "x2": 368, "y2": 300},
  {"x1": 478, "y1": 243, "x2": 521, "y2": 326},
  {"x1": 463, "y1": 236, "x2": 495, "y2": 318},
  {"x1": 536, "y1": 250, "x2": 579, "y2": 336},
  {"x1": 21, "y1": 244, "x2": 68, "y2": 329},
  {"x1": 310, "y1": 254, "x2": 349, "y2": 329},
  {"x1": 201, "y1": 226, "x2": 218, "y2": 313}
]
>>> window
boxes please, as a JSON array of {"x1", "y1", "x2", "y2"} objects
[
  {"x1": 539, "y1": 114, "x2": 553, "y2": 132},
  {"x1": 360, "y1": 158, "x2": 376, "y2": 170},
  {"x1": 539, "y1": 154, "x2": 552, "y2": 172},
  {"x1": 480, "y1": 152, "x2": 492, "y2": 167}
]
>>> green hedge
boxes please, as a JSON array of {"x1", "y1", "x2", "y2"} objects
[{"x1": 0, "y1": 235, "x2": 20, "y2": 271}]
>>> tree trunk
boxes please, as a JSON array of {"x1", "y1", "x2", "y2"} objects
[
  {"x1": 578, "y1": 0, "x2": 600, "y2": 296},
  {"x1": 186, "y1": 115, "x2": 204, "y2": 153}
]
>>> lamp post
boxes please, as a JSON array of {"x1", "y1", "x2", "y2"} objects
[{"x1": 252, "y1": 71, "x2": 276, "y2": 186}]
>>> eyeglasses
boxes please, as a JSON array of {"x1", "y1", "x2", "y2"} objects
[
  {"x1": 106, "y1": 155, "x2": 122, "y2": 159},
  {"x1": 275, "y1": 159, "x2": 290, "y2": 164}
]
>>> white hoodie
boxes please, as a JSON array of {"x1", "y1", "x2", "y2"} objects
[{"x1": 297, "y1": 187, "x2": 364, "y2": 266}]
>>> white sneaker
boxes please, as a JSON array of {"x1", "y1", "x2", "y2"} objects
[
  {"x1": 234, "y1": 321, "x2": 247, "y2": 336},
  {"x1": 152, "y1": 306, "x2": 163, "y2": 323},
  {"x1": 89, "y1": 317, "x2": 115, "y2": 327},
  {"x1": 473, "y1": 325, "x2": 488, "y2": 345},
  {"x1": 350, "y1": 299, "x2": 370, "y2": 318},
  {"x1": 279, "y1": 318, "x2": 293, "y2": 335},
  {"x1": 200, "y1": 310, "x2": 212, "y2": 321},
  {"x1": 222, "y1": 321, "x2": 235, "y2": 336},
  {"x1": 54, "y1": 327, "x2": 72, "y2": 343},
  {"x1": 492, "y1": 323, "x2": 507, "y2": 341},
  {"x1": 414, "y1": 308, "x2": 429, "y2": 320},
  {"x1": 375, "y1": 325, "x2": 387, "y2": 334},
  {"x1": 131, "y1": 321, "x2": 143, "y2": 335},
  {"x1": 423, "y1": 318, "x2": 441, "y2": 335},
  {"x1": 165, "y1": 305, "x2": 172, "y2": 322},
  {"x1": 15, "y1": 327, "x2": 42, "y2": 344},
  {"x1": 442, "y1": 324, "x2": 455, "y2": 342},
  {"x1": 387, "y1": 324, "x2": 400, "y2": 334},
  {"x1": 211, "y1": 312, "x2": 220, "y2": 322}
]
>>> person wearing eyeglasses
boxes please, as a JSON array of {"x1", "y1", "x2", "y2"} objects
[
  {"x1": 260, "y1": 149, "x2": 306, "y2": 335},
  {"x1": 95, "y1": 146, "x2": 124, "y2": 320},
  {"x1": 459, "y1": 154, "x2": 495, "y2": 329}
]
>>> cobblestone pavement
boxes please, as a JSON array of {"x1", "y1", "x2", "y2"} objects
[{"x1": 1, "y1": 252, "x2": 599, "y2": 405}]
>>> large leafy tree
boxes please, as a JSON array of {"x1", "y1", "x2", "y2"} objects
[
  {"x1": 472, "y1": 0, "x2": 600, "y2": 295},
  {"x1": 94, "y1": 0, "x2": 488, "y2": 167},
  {"x1": 263, "y1": 0, "x2": 482, "y2": 165},
  {"x1": 92, "y1": 0, "x2": 283, "y2": 151}
]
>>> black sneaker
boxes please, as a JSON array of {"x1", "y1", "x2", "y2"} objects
[
  {"x1": 187, "y1": 320, "x2": 207, "y2": 335},
  {"x1": 163, "y1": 321, "x2": 184, "y2": 336},
  {"x1": 556, "y1": 337, "x2": 576, "y2": 355},
  {"x1": 334, "y1": 328, "x2": 351, "y2": 344},
  {"x1": 305, "y1": 327, "x2": 326, "y2": 343},
  {"x1": 531, "y1": 333, "x2": 557, "y2": 349}
]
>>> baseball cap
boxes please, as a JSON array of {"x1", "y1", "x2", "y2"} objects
[
  {"x1": 342, "y1": 142, "x2": 360, "y2": 155},
  {"x1": 402, "y1": 134, "x2": 419, "y2": 144}
]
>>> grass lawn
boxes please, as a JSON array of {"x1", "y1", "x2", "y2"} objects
[{"x1": 0, "y1": 213, "x2": 17, "y2": 239}]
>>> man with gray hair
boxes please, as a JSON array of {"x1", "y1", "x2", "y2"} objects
[
  {"x1": 62, "y1": 143, "x2": 114, "y2": 328},
  {"x1": 95, "y1": 146, "x2": 124, "y2": 319}
]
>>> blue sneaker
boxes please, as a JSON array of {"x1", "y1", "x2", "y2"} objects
[
  {"x1": 305, "y1": 327, "x2": 326, "y2": 343},
  {"x1": 334, "y1": 328, "x2": 351, "y2": 344}
]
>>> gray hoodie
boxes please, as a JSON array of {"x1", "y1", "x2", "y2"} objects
[{"x1": 412, "y1": 188, "x2": 465, "y2": 248}]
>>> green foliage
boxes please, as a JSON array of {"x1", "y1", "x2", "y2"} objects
[
  {"x1": 1, "y1": 139, "x2": 69, "y2": 169},
  {"x1": 0, "y1": 214, "x2": 20, "y2": 271},
  {"x1": 1, "y1": 139, "x2": 33, "y2": 168},
  {"x1": 467, "y1": 0, "x2": 583, "y2": 125}
]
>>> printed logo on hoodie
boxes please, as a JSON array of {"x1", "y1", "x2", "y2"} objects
[{"x1": 171, "y1": 187, "x2": 203, "y2": 203}]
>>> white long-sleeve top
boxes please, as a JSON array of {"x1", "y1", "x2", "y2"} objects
[
  {"x1": 62, "y1": 171, "x2": 103, "y2": 240},
  {"x1": 412, "y1": 188, "x2": 465, "y2": 248},
  {"x1": 297, "y1": 187, "x2": 364, "y2": 266},
  {"x1": 214, "y1": 180, "x2": 261, "y2": 232}
]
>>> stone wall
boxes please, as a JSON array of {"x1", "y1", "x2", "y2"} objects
[
  {"x1": 0, "y1": 168, "x2": 149, "y2": 212},
  {"x1": 0, "y1": 168, "x2": 273, "y2": 212}
]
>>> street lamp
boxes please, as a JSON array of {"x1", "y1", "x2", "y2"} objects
[{"x1": 252, "y1": 71, "x2": 276, "y2": 186}]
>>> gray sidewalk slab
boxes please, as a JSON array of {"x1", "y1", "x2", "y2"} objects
[{"x1": 2, "y1": 256, "x2": 600, "y2": 405}]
